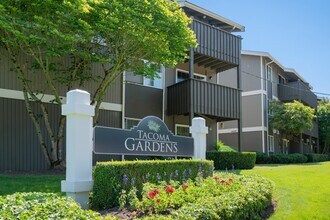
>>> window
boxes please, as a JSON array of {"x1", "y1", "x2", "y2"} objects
[
  {"x1": 124, "y1": 118, "x2": 140, "y2": 129},
  {"x1": 281, "y1": 139, "x2": 289, "y2": 154},
  {"x1": 266, "y1": 65, "x2": 272, "y2": 81},
  {"x1": 268, "y1": 135, "x2": 274, "y2": 153},
  {"x1": 176, "y1": 70, "x2": 206, "y2": 83},
  {"x1": 278, "y1": 75, "x2": 286, "y2": 84},
  {"x1": 175, "y1": 124, "x2": 190, "y2": 137},
  {"x1": 143, "y1": 66, "x2": 164, "y2": 89},
  {"x1": 267, "y1": 99, "x2": 273, "y2": 116}
]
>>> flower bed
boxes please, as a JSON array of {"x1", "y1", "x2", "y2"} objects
[
  {"x1": 0, "y1": 192, "x2": 101, "y2": 219},
  {"x1": 116, "y1": 173, "x2": 274, "y2": 219},
  {"x1": 91, "y1": 159, "x2": 213, "y2": 209}
]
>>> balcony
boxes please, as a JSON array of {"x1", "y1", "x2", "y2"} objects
[
  {"x1": 303, "y1": 120, "x2": 318, "y2": 138},
  {"x1": 167, "y1": 79, "x2": 240, "y2": 121},
  {"x1": 278, "y1": 81, "x2": 317, "y2": 108},
  {"x1": 191, "y1": 19, "x2": 241, "y2": 72}
]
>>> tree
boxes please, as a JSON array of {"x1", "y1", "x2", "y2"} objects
[
  {"x1": 318, "y1": 99, "x2": 330, "y2": 154},
  {"x1": 269, "y1": 100, "x2": 315, "y2": 139},
  {"x1": 0, "y1": 0, "x2": 196, "y2": 169}
]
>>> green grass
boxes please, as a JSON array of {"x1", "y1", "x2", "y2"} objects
[
  {"x1": 240, "y1": 162, "x2": 330, "y2": 220},
  {"x1": 0, "y1": 175, "x2": 64, "y2": 196}
]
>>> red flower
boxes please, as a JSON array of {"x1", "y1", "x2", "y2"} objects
[
  {"x1": 182, "y1": 184, "x2": 188, "y2": 190},
  {"x1": 226, "y1": 182, "x2": 230, "y2": 187},
  {"x1": 157, "y1": 198, "x2": 161, "y2": 203},
  {"x1": 213, "y1": 177, "x2": 219, "y2": 182},
  {"x1": 153, "y1": 189, "x2": 159, "y2": 194},
  {"x1": 229, "y1": 178, "x2": 233, "y2": 182},
  {"x1": 220, "y1": 179, "x2": 226, "y2": 184},
  {"x1": 148, "y1": 191, "x2": 156, "y2": 199},
  {"x1": 165, "y1": 185, "x2": 175, "y2": 193}
]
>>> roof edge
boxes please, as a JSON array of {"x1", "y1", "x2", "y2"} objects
[{"x1": 181, "y1": 1, "x2": 245, "y2": 32}]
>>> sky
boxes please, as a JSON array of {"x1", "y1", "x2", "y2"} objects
[{"x1": 189, "y1": 0, "x2": 330, "y2": 97}]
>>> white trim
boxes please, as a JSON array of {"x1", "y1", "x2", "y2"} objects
[
  {"x1": 242, "y1": 50, "x2": 309, "y2": 85},
  {"x1": 218, "y1": 126, "x2": 267, "y2": 134},
  {"x1": 175, "y1": 124, "x2": 190, "y2": 136},
  {"x1": 242, "y1": 90, "x2": 267, "y2": 97},
  {"x1": 268, "y1": 135, "x2": 275, "y2": 153},
  {"x1": 175, "y1": 68, "x2": 206, "y2": 83},
  {"x1": 122, "y1": 72, "x2": 126, "y2": 128},
  {"x1": 0, "y1": 88, "x2": 122, "y2": 112},
  {"x1": 260, "y1": 56, "x2": 265, "y2": 152}
]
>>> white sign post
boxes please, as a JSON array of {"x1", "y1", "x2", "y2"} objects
[
  {"x1": 61, "y1": 90, "x2": 95, "y2": 209},
  {"x1": 190, "y1": 117, "x2": 208, "y2": 159}
]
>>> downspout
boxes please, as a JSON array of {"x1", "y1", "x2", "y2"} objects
[{"x1": 265, "y1": 60, "x2": 274, "y2": 156}]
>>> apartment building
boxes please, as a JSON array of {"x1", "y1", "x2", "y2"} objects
[
  {"x1": 0, "y1": 1, "x2": 245, "y2": 171},
  {"x1": 218, "y1": 50, "x2": 318, "y2": 154}
]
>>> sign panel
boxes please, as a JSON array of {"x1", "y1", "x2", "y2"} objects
[{"x1": 94, "y1": 116, "x2": 194, "y2": 157}]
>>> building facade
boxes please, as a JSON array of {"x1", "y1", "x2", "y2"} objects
[
  {"x1": 0, "y1": 1, "x2": 245, "y2": 171},
  {"x1": 218, "y1": 51, "x2": 319, "y2": 154}
]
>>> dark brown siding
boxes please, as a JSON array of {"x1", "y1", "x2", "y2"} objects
[
  {"x1": 278, "y1": 81, "x2": 317, "y2": 108},
  {"x1": 167, "y1": 79, "x2": 240, "y2": 121},
  {"x1": 125, "y1": 83, "x2": 163, "y2": 119},
  {"x1": 0, "y1": 97, "x2": 121, "y2": 171},
  {"x1": 192, "y1": 19, "x2": 241, "y2": 66}
]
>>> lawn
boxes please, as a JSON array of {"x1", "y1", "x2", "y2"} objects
[
  {"x1": 0, "y1": 174, "x2": 64, "y2": 196},
  {"x1": 1, "y1": 162, "x2": 330, "y2": 220},
  {"x1": 240, "y1": 161, "x2": 330, "y2": 220}
]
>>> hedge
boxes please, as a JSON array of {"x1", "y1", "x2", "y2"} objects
[
  {"x1": 304, "y1": 153, "x2": 329, "y2": 162},
  {"x1": 0, "y1": 192, "x2": 101, "y2": 219},
  {"x1": 91, "y1": 159, "x2": 214, "y2": 210},
  {"x1": 206, "y1": 151, "x2": 256, "y2": 170},
  {"x1": 256, "y1": 152, "x2": 308, "y2": 164}
]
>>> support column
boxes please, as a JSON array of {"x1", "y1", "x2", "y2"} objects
[
  {"x1": 61, "y1": 90, "x2": 95, "y2": 209},
  {"x1": 190, "y1": 117, "x2": 208, "y2": 159},
  {"x1": 189, "y1": 47, "x2": 194, "y2": 125}
]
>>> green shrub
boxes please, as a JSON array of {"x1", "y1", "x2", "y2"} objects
[
  {"x1": 214, "y1": 141, "x2": 237, "y2": 152},
  {"x1": 121, "y1": 173, "x2": 274, "y2": 220},
  {"x1": 304, "y1": 153, "x2": 329, "y2": 162},
  {"x1": 0, "y1": 192, "x2": 100, "y2": 219},
  {"x1": 256, "y1": 153, "x2": 308, "y2": 164},
  {"x1": 206, "y1": 151, "x2": 256, "y2": 170},
  {"x1": 91, "y1": 159, "x2": 213, "y2": 210}
]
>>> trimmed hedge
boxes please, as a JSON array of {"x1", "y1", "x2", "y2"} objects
[
  {"x1": 91, "y1": 159, "x2": 213, "y2": 210},
  {"x1": 304, "y1": 153, "x2": 329, "y2": 162},
  {"x1": 256, "y1": 152, "x2": 308, "y2": 164},
  {"x1": 0, "y1": 192, "x2": 101, "y2": 219},
  {"x1": 206, "y1": 151, "x2": 256, "y2": 170}
]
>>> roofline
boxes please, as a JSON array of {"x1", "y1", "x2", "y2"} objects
[
  {"x1": 180, "y1": 1, "x2": 245, "y2": 32},
  {"x1": 241, "y1": 50, "x2": 309, "y2": 85}
]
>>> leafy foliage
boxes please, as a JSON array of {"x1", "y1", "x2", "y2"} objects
[
  {"x1": 120, "y1": 173, "x2": 274, "y2": 220},
  {"x1": 91, "y1": 159, "x2": 213, "y2": 210},
  {"x1": 0, "y1": 0, "x2": 196, "y2": 168},
  {"x1": 214, "y1": 141, "x2": 237, "y2": 152},
  {"x1": 318, "y1": 99, "x2": 330, "y2": 153},
  {"x1": 256, "y1": 152, "x2": 308, "y2": 164},
  {"x1": 304, "y1": 153, "x2": 329, "y2": 162},
  {"x1": 0, "y1": 192, "x2": 100, "y2": 219},
  {"x1": 269, "y1": 100, "x2": 315, "y2": 138},
  {"x1": 206, "y1": 151, "x2": 256, "y2": 170}
]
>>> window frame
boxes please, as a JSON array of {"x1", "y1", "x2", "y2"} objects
[
  {"x1": 175, "y1": 69, "x2": 206, "y2": 83},
  {"x1": 268, "y1": 135, "x2": 275, "y2": 153},
  {"x1": 124, "y1": 117, "x2": 141, "y2": 129},
  {"x1": 143, "y1": 65, "x2": 165, "y2": 89},
  {"x1": 175, "y1": 124, "x2": 190, "y2": 137}
]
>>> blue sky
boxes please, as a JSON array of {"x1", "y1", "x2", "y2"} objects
[{"x1": 189, "y1": 0, "x2": 330, "y2": 97}]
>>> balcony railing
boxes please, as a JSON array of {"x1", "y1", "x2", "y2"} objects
[
  {"x1": 191, "y1": 19, "x2": 242, "y2": 66},
  {"x1": 167, "y1": 79, "x2": 240, "y2": 120},
  {"x1": 278, "y1": 81, "x2": 317, "y2": 108}
]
